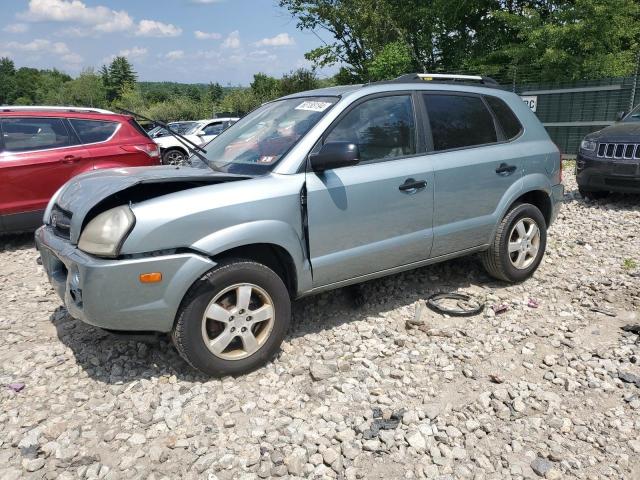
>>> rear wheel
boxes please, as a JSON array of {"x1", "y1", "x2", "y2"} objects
[
  {"x1": 162, "y1": 148, "x2": 187, "y2": 166},
  {"x1": 172, "y1": 260, "x2": 291, "y2": 376},
  {"x1": 481, "y1": 203, "x2": 547, "y2": 283}
]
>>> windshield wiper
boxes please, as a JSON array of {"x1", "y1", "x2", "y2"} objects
[{"x1": 116, "y1": 108, "x2": 210, "y2": 166}]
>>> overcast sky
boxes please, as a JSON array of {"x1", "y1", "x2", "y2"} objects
[{"x1": 0, "y1": 0, "x2": 337, "y2": 85}]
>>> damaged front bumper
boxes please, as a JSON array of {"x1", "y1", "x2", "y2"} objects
[{"x1": 35, "y1": 226, "x2": 216, "y2": 332}]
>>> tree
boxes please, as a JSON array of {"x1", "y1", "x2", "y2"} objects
[
  {"x1": 208, "y1": 82, "x2": 224, "y2": 103},
  {"x1": 102, "y1": 56, "x2": 137, "y2": 101},
  {"x1": 280, "y1": 0, "x2": 640, "y2": 83},
  {"x1": 0, "y1": 57, "x2": 17, "y2": 104},
  {"x1": 279, "y1": 68, "x2": 319, "y2": 95},
  {"x1": 61, "y1": 68, "x2": 107, "y2": 107},
  {"x1": 251, "y1": 73, "x2": 280, "y2": 103},
  {"x1": 218, "y1": 88, "x2": 260, "y2": 116}
]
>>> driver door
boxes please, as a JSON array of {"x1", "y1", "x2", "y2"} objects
[{"x1": 305, "y1": 93, "x2": 435, "y2": 287}]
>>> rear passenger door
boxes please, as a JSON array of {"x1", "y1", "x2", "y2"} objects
[
  {"x1": 68, "y1": 118, "x2": 122, "y2": 168},
  {"x1": 0, "y1": 116, "x2": 88, "y2": 216},
  {"x1": 422, "y1": 92, "x2": 524, "y2": 257}
]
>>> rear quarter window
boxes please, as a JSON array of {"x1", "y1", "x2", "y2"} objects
[
  {"x1": 484, "y1": 96, "x2": 523, "y2": 140},
  {"x1": 423, "y1": 94, "x2": 498, "y2": 151},
  {"x1": 69, "y1": 119, "x2": 119, "y2": 144}
]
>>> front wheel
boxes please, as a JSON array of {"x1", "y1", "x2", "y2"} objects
[
  {"x1": 480, "y1": 203, "x2": 547, "y2": 283},
  {"x1": 172, "y1": 260, "x2": 291, "y2": 376}
]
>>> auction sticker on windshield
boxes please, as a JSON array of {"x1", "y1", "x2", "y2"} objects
[{"x1": 295, "y1": 101, "x2": 333, "y2": 112}]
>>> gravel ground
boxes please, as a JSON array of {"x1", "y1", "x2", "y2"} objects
[{"x1": 1, "y1": 170, "x2": 639, "y2": 480}]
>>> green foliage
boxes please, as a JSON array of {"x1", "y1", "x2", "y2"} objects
[
  {"x1": 367, "y1": 42, "x2": 414, "y2": 82},
  {"x1": 61, "y1": 69, "x2": 107, "y2": 107},
  {"x1": 279, "y1": 68, "x2": 320, "y2": 95},
  {"x1": 218, "y1": 88, "x2": 260, "y2": 116},
  {"x1": 622, "y1": 258, "x2": 638, "y2": 271},
  {"x1": 251, "y1": 73, "x2": 280, "y2": 103},
  {"x1": 101, "y1": 56, "x2": 137, "y2": 102},
  {"x1": 0, "y1": 57, "x2": 17, "y2": 105},
  {"x1": 281, "y1": 0, "x2": 640, "y2": 83}
]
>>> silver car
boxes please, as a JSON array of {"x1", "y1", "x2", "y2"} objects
[{"x1": 36, "y1": 74, "x2": 564, "y2": 376}]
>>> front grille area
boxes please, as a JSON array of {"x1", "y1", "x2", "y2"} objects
[
  {"x1": 50, "y1": 205, "x2": 72, "y2": 240},
  {"x1": 597, "y1": 142, "x2": 640, "y2": 159}
]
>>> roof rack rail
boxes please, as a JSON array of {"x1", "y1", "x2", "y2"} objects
[
  {"x1": 0, "y1": 106, "x2": 115, "y2": 114},
  {"x1": 390, "y1": 73, "x2": 501, "y2": 88}
]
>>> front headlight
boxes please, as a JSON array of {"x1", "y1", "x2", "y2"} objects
[
  {"x1": 580, "y1": 139, "x2": 597, "y2": 152},
  {"x1": 78, "y1": 206, "x2": 135, "y2": 258}
]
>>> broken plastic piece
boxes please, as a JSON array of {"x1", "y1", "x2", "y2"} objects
[
  {"x1": 527, "y1": 298, "x2": 539, "y2": 308},
  {"x1": 492, "y1": 303, "x2": 509, "y2": 314},
  {"x1": 7, "y1": 383, "x2": 25, "y2": 392}
]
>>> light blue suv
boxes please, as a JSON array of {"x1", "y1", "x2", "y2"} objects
[{"x1": 36, "y1": 73, "x2": 564, "y2": 376}]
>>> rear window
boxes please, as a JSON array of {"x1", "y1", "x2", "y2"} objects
[
  {"x1": 423, "y1": 94, "x2": 497, "y2": 151},
  {"x1": 69, "y1": 119, "x2": 118, "y2": 144},
  {"x1": 485, "y1": 96, "x2": 523, "y2": 140},
  {"x1": 1, "y1": 117, "x2": 71, "y2": 152}
]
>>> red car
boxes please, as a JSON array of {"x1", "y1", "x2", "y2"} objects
[{"x1": 0, "y1": 106, "x2": 160, "y2": 233}]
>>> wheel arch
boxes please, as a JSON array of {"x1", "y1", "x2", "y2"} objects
[
  {"x1": 189, "y1": 220, "x2": 311, "y2": 297},
  {"x1": 210, "y1": 243, "x2": 298, "y2": 298},
  {"x1": 511, "y1": 189, "x2": 553, "y2": 226}
]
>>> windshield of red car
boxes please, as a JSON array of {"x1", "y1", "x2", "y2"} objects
[{"x1": 199, "y1": 96, "x2": 338, "y2": 174}]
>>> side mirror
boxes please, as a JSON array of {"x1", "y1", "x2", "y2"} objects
[
  {"x1": 197, "y1": 131, "x2": 206, "y2": 136},
  {"x1": 616, "y1": 111, "x2": 627, "y2": 121},
  {"x1": 309, "y1": 142, "x2": 360, "y2": 172}
]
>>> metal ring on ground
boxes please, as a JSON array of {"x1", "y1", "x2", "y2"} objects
[{"x1": 426, "y1": 292, "x2": 485, "y2": 317}]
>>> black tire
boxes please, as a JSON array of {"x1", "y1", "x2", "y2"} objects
[
  {"x1": 578, "y1": 188, "x2": 609, "y2": 200},
  {"x1": 162, "y1": 148, "x2": 187, "y2": 166},
  {"x1": 172, "y1": 259, "x2": 291, "y2": 376},
  {"x1": 480, "y1": 203, "x2": 547, "y2": 283}
]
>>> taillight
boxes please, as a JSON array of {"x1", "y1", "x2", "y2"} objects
[
  {"x1": 121, "y1": 144, "x2": 160, "y2": 158},
  {"x1": 553, "y1": 142, "x2": 563, "y2": 183}
]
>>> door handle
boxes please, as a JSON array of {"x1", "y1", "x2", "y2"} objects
[
  {"x1": 495, "y1": 163, "x2": 517, "y2": 175},
  {"x1": 61, "y1": 155, "x2": 81, "y2": 164},
  {"x1": 399, "y1": 178, "x2": 427, "y2": 192}
]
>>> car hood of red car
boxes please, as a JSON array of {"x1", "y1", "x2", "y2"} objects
[{"x1": 54, "y1": 165, "x2": 250, "y2": 243}]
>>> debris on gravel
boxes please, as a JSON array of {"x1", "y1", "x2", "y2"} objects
[{"x1": 1, "y1": 171, "x2": 639, "y2": 479}]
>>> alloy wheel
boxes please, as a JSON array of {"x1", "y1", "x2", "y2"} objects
[{"x1": 201, "y1": 283, "x2": 275, "y2": 360}]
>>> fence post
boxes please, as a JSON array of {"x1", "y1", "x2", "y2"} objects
[{"x1": 630, "y1": 50, "x2": 640, "y2": 111}]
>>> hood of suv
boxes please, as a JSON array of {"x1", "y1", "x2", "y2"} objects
[
  {"x1": 587, "y1": 122, "x2": 640, "y2": 143},
  {"x1": 52, "y1": 165, "x2": 249, "y2": 243}
]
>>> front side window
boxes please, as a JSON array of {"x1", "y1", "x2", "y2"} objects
[
  {"x1": 1, "y1": 117, "x2": 71, "y2": 153},
  {"x1": 423, "y1": 94, "x2": 497, "y2": 151},
  {"x1": 69, "y1": 119, "x2": 118, "y2": 144},
  {"x1": 325, "y1": 95, "x2": 416, "y2": 162},
  {"x1": 201, "y1": 96, "x2": 337, "y2": 174}
]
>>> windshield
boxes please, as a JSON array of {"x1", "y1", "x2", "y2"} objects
[
  {"x1": 196, "y1": 96, "x2": 338, "y2": 174},
  {"x1": 623, "y1": 104, "x2": 640, "y2": 122}
]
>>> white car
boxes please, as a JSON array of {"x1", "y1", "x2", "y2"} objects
[{"x1": 154, "y1": 117, "x2": 238, "y2": 165}]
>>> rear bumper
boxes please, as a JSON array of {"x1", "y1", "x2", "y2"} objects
[
  {"x1": 35, "y1": 226, "x2": 216, "y2": 332},
  {"x1": 576, "y1": 154, "x2": 640, "y2": 193},
  {"x1": 549, "y1": 183, "x2": 564, "y2": 225}
]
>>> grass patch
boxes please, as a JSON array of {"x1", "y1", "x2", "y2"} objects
[{"x1": 622, "y1": 258, "x2": 638, "y2": 271}]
